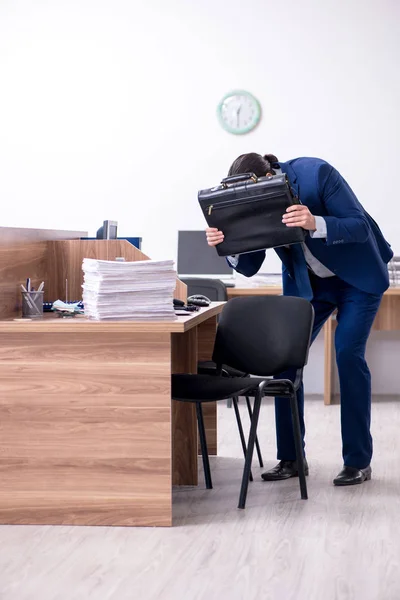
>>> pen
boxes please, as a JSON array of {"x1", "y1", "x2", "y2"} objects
[
  {"x1": 20, "y1": 284, "x2": 36, "y2": 311},
  {"x1": 38, "y1": 282, "x2": 45, "y2": 293},
  {"x1": 26, "y1": 278, "x2": 31, "y2": 292}
]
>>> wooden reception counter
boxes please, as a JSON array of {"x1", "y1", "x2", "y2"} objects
[
  {"x1": 0, "y1": 226, "x2": 220, "y2": 527},
  {"x1": 0, "y1": 304, "x2": 223, "y2": 527}
]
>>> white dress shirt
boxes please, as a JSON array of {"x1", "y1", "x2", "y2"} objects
[{"x1": 302, "y1": 218, "x2": 335, "y2": 277}]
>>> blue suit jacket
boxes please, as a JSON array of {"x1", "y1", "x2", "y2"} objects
[{"x1": 231, "y1": 157, "x2": 393, "y2": 298}]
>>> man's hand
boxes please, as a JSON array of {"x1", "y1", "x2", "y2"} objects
[
  {"x1": 282, "y1": 205, "x2": 316, "y2": 231},
  {"x1": 206, "y1": 227, "x2": 224, "y2": 246}
]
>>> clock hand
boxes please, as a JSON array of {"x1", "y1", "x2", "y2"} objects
[{"x1": 236, "y1": 104, "x2": 242, "y2": 127}]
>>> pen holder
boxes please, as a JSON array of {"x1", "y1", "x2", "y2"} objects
[{"x1": 21, "y1": 291, "x2": 44, "y2": 319}]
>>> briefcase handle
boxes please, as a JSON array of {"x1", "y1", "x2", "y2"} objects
[{"x1": 220, "y1": 172, "x2": 273, "y2": 188}]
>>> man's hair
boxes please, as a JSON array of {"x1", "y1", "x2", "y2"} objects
[{"x1": 228, "y1": 153, "x2": 279, "y2": 177}]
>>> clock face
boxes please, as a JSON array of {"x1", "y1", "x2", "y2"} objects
[{"x1": 217, "y1": 90, "x2": 261, "y2": 135}]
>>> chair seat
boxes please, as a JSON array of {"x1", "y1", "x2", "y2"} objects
[
  {"x1": 197, "y1": 360, "x2": 247, "y2": 378},
  {"x1": 172, "y1": 374, "x2": 293, "y2": 402}
]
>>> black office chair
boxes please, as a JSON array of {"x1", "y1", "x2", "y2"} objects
[
  {"x1": 181, "y1": 277, "x2": 264, "y2": 468},
  {"x1": 180, "y1": 277, "x2": 228, "y2": 302},
  {"x1": 172, "y1": 295, "x2": 314, "y2": 509}
]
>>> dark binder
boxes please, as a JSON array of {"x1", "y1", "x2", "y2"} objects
[{"x1": 198, "y1": 172, "x2": 305, "y2": 257}]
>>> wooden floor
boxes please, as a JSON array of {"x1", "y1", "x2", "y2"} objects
[{"x1": 0, "y1": 396, "x2": 400, "y2": 600}]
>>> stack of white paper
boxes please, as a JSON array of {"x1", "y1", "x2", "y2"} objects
[
  {"x1": 235, "y1": 272, "x2": 283, "y2": 288},
  {"x1": 389, "y1": 256, "x2": 400, "y2": 287},
  {"x1": 82, "y1": 258, "x2": 177, "y2": 321}
]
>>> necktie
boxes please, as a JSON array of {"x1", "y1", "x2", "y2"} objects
[{"x1": 290, "y1": 244, "x2": 313, "y2": 300}]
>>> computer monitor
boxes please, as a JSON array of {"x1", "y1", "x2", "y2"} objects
[
  {"x1": 96, "y1": 220, "x2": 118, "y2": 240},
  {"x1": 177, "y1": 230, "x2": 233, "y2": 278}
]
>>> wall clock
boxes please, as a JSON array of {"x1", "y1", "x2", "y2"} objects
[{"x1": 217, "y1": 90, "x2": 261, "y2": 135}]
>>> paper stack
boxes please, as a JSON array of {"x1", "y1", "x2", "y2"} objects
[
  {"x1": 82, "y1": 258, "x2": 177, "y2": 321},
  {"x1": 235, "y1": 272, "x2": 283, "y2": 288},
  {"x1": 389, "y1": 256, "x2": 400, "y2": 287}
]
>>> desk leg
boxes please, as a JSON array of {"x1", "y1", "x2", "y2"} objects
[
  {"x1": 171, "y1": 328, "x2": 198, "y2": 486},
  {"x1": 197, "y1": 316, "x2": 218, "y2": 456},
  {"x1": 324, "y1": 319, "x2": 334, "y2": 405}
]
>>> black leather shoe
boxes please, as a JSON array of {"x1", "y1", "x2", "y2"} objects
[
  {"x1": 261, "y1": 459, "x2": 309, "y2": 481},
  {"x1": 333, "y1": 465, "x2": 372, "y2": 486}
]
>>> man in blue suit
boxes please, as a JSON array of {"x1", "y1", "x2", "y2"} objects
[{"x1": 206, "y1": 153, "x2": 393, "y2": 486}]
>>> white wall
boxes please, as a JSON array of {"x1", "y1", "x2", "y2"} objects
[{"x1": 1, "y1": 0, "x2": 399, "y2": 393}]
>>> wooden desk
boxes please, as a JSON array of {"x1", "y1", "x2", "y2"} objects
[
  {"x1": 0, "y1": 304, "x2": 223, "y2": 527},
  {"x1": 228, "y1": 286, "x2": 400, "y2": 405}
]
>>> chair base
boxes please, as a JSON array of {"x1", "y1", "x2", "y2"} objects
[{"x1": 238, "y1": 385, "x2": 308, "y2": 509}]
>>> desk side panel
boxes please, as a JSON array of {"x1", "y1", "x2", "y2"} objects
[
  {"x1": 171, "y1": 329, "x2": 198, "y2": 486},
  {"x1": 197, "y1": 316, "x2": 218, "y2": 455},
  {"x1": 0, "y1": 332, "x2": 172, "y2": 526}
]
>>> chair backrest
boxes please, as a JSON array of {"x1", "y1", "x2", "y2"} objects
[
  {"x1": 180, "y1": 278, "x2": 228, "y2": 302},
  {"x1": 212, "y1": 296, "x2": 314, "y2": 376}
]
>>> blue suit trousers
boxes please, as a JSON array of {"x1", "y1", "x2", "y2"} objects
[{"x1": 275, "y1": 273, "x2": 382, "y2": 469}]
